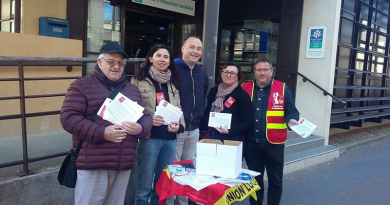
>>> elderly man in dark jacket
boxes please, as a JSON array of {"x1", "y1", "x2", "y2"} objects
[{"x1": 60, "y1": 42, "x2": 152, "y2": 205}]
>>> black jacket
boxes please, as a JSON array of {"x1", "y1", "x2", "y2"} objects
[
  {"x1": 175, "y1": 57, "x2": 209, "y2": 131},
  {"x1": 200, "y1": 84, "x2": 254, "y2": 142}
]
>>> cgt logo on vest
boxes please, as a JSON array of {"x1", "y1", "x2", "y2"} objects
[{"x1": 272, "y1": 92, "x2": 284, "y2": 110}]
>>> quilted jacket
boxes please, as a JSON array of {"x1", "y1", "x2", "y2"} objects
[{"x1": 60, "y1": 66, "x2": 152, "y2": 170}]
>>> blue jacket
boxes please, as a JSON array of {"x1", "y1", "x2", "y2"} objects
[
  {"x1": 248, "y1": 79, "x2": 299, "y2": 144},
  {"x1": 175, "y1": 57, "x2": 209, "y2": 131}
]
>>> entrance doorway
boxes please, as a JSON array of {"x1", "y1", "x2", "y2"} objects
[{"x1": 124, "y1": 9, "x2": 174, "y2": 59}]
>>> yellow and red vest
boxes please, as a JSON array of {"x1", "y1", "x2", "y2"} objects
[{"x1": 242, "y1": 80, "x2": 287, "y2": 144}]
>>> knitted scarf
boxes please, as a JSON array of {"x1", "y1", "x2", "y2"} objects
[
  {"x1": 148, "y1": 65, "x2": 171, "y2": 84},
  {"x1": 211, "y1": 81, "x2": 239, "y2": 113}
]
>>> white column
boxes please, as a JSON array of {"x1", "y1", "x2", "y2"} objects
[{"x1": 295, "y1": 0, "x2": 342, "y2": 145}]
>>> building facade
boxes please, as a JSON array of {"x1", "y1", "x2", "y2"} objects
[{"x1": 1, "y1": 0, "x2": 390, "y2": 171}]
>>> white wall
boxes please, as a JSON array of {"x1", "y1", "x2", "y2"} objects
[{"x1": 295, "y1": 0, "x2": 342, "y2": 144}]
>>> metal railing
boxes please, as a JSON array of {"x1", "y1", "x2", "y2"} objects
[
  {"x1": 289, "y1": 71, "x2": 347, "y2": 108},
  {"x1": 0, "y1": 56, "x2": 144, "y2": 176}
]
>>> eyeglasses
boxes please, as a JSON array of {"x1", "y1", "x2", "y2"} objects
[
  {"x1": 102, "y1": 58, "x2": 127, "y2": 67},
  {"x1": 254, "y1": 68, "x2": 271, "y2": 73},
  {"x1": 221, "y1": 70, "x2": 238, "y2": 77}
]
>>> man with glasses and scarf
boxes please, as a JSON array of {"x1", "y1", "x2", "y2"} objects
[
  {"x1": 60, "y1": 42, "x2": 152, "y2": 205},
  {"x1": 242, "y1": 58, "x2": 299, "y2": 205}
]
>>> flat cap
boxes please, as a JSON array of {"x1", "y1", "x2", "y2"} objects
[{"x1": 99, "y1": 41, "x2": 129, "y2": 59}]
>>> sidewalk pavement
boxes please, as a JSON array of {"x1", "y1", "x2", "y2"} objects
[{"x1": 236, "y1": 135, "x2": 390, "y2": 205}]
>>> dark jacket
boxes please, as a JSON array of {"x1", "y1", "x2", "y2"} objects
[
  {"x1": 60, "y1": 66, "x2": 152, "y2": 170},
  {"x1": 200, "y1": 84, "x2": 254, "y2": 142},
  {"x1": 248, "y1": 79, "x2": 299, "y2": 144},
  {"x1": 175, "y1": 57, "x2": 209, "y2": 131}
]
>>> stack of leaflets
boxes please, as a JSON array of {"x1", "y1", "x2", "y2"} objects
[
  {"x1": 97, "y1": 92, "x2": 144, "y2": 129},
  {"x1": 173, "y1": 170, "x2": 219, "y2": 191},
  {"x1": 290, "y1": 118, "x2": 317, "y2": 138},
  {"x1": 218, "y1": 169, "x2": 261, "y2": 187},
  {"x1": 154, "y1": 100, "x2": 183, "y2": 125},
  {"x1": 170, "y1": 167, "x2": 261, "y2": 190},
  {"x1": 167, "y1": 165, "x2": 189, "y2": 177}
]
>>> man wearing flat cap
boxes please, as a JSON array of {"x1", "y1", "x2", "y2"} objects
[{"x1": 60, "y1": 41, "x2": 152, "y2": 205}]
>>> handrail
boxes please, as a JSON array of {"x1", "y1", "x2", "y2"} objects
[
  {"x1": 0, "y1": 56, "x2": 144, "y2": 176},
  {"x1": 290, "y1": 72, "x2": 347, "y2": 108},
  {"x1": 336, "y1": 67, "x2": 390, "y2": 76},
  {"x1": 0, "y1": 56, "x2": 146, "y2": 63}
]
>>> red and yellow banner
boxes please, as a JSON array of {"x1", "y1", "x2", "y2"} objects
[{"x1": 156, "y1": 160, "x2": 261, "y2": 205}]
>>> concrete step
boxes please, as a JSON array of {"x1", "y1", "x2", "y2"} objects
[
  {"x1": 285, "y1": 136, "x2": 325, "y2": 155},
  {"x1": 287, "y1": 131, "x2": 301, "y2": 140},
  {"x1": 284, "y1": 145, "x2": 339, "y2": 175}
]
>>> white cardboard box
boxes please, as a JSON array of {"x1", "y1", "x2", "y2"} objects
[{"x1": 196, "y1": 139, "x2": 243, "y2": 178}]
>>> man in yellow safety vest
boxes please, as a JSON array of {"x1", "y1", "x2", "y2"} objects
[{"x1": 242, "y1": 58, "x2": 299, "y2": 205}]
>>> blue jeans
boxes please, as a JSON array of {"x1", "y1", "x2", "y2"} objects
[{"x1": 135, "y1": 138, "x2": 176, "y2": 205}]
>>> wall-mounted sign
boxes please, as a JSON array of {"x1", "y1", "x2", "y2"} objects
[
  {"x1": 305, "y1": 26, "x2": 327, "y2": 58},
  {"x1": 132, "y1": 0, "x2": 195, "y2": 16}
]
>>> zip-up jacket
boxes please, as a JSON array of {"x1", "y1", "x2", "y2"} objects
[
  {"x1": 131, "y1": 76, "x2": 185, "y2": 140},
  {"x1": 175, "y1": 57, "x2": 209, "y2": 131},
  {"x1": 60, "y1": 66, "x2": 152, "y2": 170}
]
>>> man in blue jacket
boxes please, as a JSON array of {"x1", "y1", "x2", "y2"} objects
[{"x1": 168, "y1": 36, "x2": 209, "y2": 205}]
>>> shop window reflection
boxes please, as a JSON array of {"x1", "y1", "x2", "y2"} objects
[
  {"x1": 220, "y1": 19, "x2": 280, "y2": 81},
  {"x1": 86, "y1": 0, "x2": 122, "y2": 65}
]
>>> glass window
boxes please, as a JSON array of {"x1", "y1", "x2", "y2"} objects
[
  {"x1": 87, "y1": 0, "x2": 122, "y2": 54},
  {"x1": 343, "y1": 0, "x2": 356, "y2": 13},
  {"x1": 336, "y1": 0, "x2": 390, "y2": 104},
  {"x1": 86, "y1": 54, "x2": 99, "y2": 75},
  {"x1": 219, "y1": 29, "x2": 232, "y2": 63},
  {"x1": 339, "y1": 18, "x2": 354, "y2": 45},
  {"x1": 337, "y1": 47, "x2": 351, "y2": 69},
  {"x1": 377, "y1": 0, "x2": 390, "y2": 13},
  {"x1": 1, "y1": 0, "x2": 15, "y2": 32},
  {"x1": 371, "y1": 56, "x2": 384, "y2": 73},
  {"x1": 221, "y1": 19, "x2": 280, "y2": 81},
  {"x1": 342, "y1": 11, "x2": 355, "y2": 20},
  {"x1": 182, "y1": 19, "x2": 196, "y2": 45},
  {"x1": 360, "y1": 5, "x2": 370, "y2": 22},
  {"x1": 358, "y1": 27, "x2": 367, "y2": 49},
  {"x1": 369, "y1": 31, "x2": 374, "y2": 51},
  {"x1": 373, "y1": 34, "x2": 386, "y2": 54},
  {"x1": 375, "y1": 12, "x2": 388, "y2": 31},
  {"x1": 356, "y1": 52, "x2": 365, "y2": 70}
]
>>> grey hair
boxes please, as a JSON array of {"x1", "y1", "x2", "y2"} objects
[{"x1": 98, "y1": 53, "x2": 106, "y2": 59}]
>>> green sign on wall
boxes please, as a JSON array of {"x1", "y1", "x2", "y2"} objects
[{"x1": 306, "y1": 26, "x2": 327, "y2": 59}]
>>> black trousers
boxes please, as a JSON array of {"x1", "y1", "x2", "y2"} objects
[{"x1": 244, "y1": 141, "x2": 284, "y2": 205}]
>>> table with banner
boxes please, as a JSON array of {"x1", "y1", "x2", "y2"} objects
[{"x1": 155, "y1": 160, "x2": 261, "y2": 205}]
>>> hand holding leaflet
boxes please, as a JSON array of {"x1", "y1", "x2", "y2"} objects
[
  {"x1": 97, "y1": 92, "x2": 145, "y2": 128},
  {"x1": 208, "y1": 112, "x2": 232, "y2": 129},
  {"x1": 97, "y1": 98, "x2": 124, "y2": 128},
  {"x1": 154, "y1": 100, "x2": 183, "y2": 125},
  {"x1": 290, "y1": 118, "x2": 317, "y2": 138}
]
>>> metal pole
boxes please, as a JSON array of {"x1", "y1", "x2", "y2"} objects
[
  {"x1": 17, "y1": 62, "x2": 31, "y2": 176},
  {"x1": 14, "y1": 0, "x2": 21, "y2": 33},
  {"x1": 201, "y1": 0, "x2": 220, "y2": 90}
]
